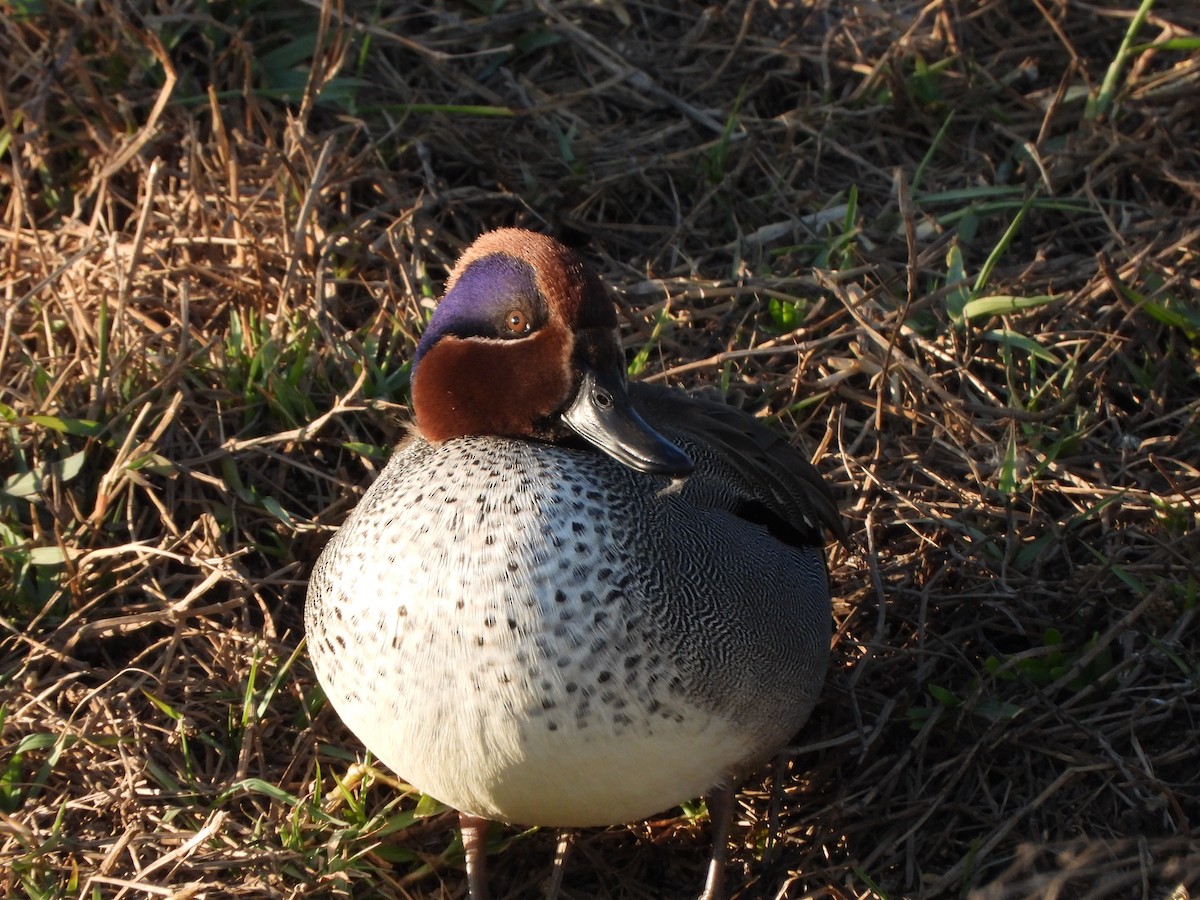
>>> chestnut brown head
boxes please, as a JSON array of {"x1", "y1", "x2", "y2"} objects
[{"x1": 411, "y1": 229, "x2": 692, "y2": 477}]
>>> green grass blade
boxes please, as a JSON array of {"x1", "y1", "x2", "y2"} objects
[
  {"x1": 1086, "y1": 0, "x2": 1156, "y2": 120},
  {"x1": 962, "y1": 294, "x2": 1061, "y2": 321}
]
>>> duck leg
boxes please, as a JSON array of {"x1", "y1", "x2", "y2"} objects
[
  {"x1": 459, "y1": 813, "x2": 492, "y2": 900},
  {"x1": 698, "y1": 783, "x2": 736, "y2": 900},
  {"x1": 545, "y1": 829, "x2": 577, "y2": 900}
]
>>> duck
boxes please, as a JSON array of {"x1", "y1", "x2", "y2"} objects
[{"x1": 305, "y1": 228, "x2": 844, "y2": 900}]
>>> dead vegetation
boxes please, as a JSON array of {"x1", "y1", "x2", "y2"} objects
[{"x1": 2, "y1": 0, "x2": 1198, "y2": 897}]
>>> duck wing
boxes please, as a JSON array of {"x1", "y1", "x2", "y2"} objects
[{"x1": 629, "y1": 382, "x2": 849, "y2": 550}]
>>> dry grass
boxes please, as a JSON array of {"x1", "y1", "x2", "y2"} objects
[{"x1": 2, "y1": 0, "x2": 1199, "y2": 897}]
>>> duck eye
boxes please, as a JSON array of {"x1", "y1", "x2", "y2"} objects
[{"x1": 504, "y1": 308, "x2": 531, "y2": 334}]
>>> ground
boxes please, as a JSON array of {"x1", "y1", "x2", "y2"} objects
[{"x1": 1, "y1": 1, "x2": 1198, "y2": 898}]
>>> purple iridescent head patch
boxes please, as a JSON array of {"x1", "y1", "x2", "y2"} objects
[{"x1": 413, "y1": 254, "x2": 544, "y2": 372}]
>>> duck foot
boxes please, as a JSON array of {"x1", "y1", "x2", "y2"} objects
[
  {"x1": 460, "y1": 812, "x2": 492, "y2": 900},
  {"x1": 698, "y1": 784, "x2": 735, "y2": 900}
]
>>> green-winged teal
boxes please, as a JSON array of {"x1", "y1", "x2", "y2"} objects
[{"x1": 305, "y1": 228, "x2": 844, "y2": 899}]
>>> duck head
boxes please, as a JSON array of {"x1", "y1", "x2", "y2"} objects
[{"x1": 411, "y1": 229, "x2": 693, "y2": 477}]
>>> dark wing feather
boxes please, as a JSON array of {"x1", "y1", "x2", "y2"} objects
[{"x1": 630, "y1": 382, "x2": 849, "y2": 548}]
